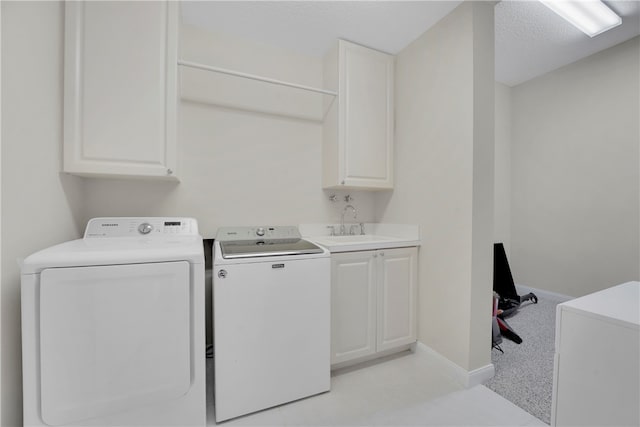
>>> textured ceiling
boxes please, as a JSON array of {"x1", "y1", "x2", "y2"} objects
[
  {"x1": 181, "y1": 1, "x2": 640, "y2": 87},
  {"x1": 180, "y1": 1, "x2": 462, "y2": 55},
  {"x1": 495, "y1": 0, "x2": 640, "y2": 86}
]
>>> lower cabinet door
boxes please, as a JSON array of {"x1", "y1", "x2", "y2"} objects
[
  {"x1": 377, "y1": 247, "x2": 418, "y2": 352},
  {"x1": 331, "y1": 251, "x2": 377, "y2": 364}
]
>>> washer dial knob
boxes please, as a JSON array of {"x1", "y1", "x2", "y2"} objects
[
  {"x1": 256, "y1": 227, "x2": 266, "y2": 237},
  {"x1": 138, "y1": 223, "x2": 154, "y2": 235}
]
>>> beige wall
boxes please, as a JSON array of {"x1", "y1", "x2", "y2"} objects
[
  {"x1": 0, "y1": 1, "x2": 543, "y2": 421},
  {"x1": 468, "y1": 2, "x2": 495, "y2": 374},
  {"x1": 0, "y1": 3, "x2": 3, "y2": 423},
  {"x1": 81, "y1": 25, "x2": 376, "y2": 237},
  {"x1": 375, "y1": 2, "x2": 494, "y2": 372},
  {"x1": 1, "y1": 2, "x2": 85, "y2": 425},
  {"x1": 511, "y1": 36, "x2": 640, "y2": 297},
  {"x1": 494, "y1": 83, "x2": 511, "y2": 256}
]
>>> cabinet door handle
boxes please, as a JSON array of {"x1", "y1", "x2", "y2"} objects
[
  {"x1": 380, "y1": 252, "x2": 385, "y2": 256},
  {"x1": 373, "y1": 254, "x2": 378, "y2": 258}
]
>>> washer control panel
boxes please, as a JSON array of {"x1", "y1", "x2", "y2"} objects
[
  {"x1": 215, "y1": 226, "x2": 301, "y2": 242},
  {"x1": 84, "y1": 217, "x2": 198, "y2": 238}
]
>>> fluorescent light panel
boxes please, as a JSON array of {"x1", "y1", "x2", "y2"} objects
[{"x1": 540, "y1": 0, "x2": 622, "y2": 37}]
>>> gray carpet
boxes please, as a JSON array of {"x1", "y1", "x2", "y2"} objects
[{"x1": 484, "y1": 296, "x2": 558, "y2": 425}]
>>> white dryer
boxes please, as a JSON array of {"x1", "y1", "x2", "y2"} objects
[{"x1": 21, "y1": 217, "x2": 206, "y2": 427}]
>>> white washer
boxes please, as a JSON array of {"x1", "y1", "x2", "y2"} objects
[
  {"x1": 21, "y1": 217, "x2": 206, "y2": 427},
  {"x1": 213, "y1": 226, "x2": 330, "y2": 422}
]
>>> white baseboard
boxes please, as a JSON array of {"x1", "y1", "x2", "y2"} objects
[
  {"x1": 468, "y1": 363, "x2": 496, "y2": 387},
  {"x1": 515, "y1": 284, "x2": 572, "y2": 303},
  {"x1": 331, "y1": 344, "x2": 413, "y2": 372},
  {"x1": 414, "y1": 342, "x2": 495, "y2": 388}
]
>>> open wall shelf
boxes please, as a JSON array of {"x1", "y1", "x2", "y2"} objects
[{"x1": 178, "y1": 60, "x2": 336, "y2": 122}]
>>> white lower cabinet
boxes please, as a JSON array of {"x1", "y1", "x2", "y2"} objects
[
  {"x1": 331, "y1": 251, "x2": 377, "y2": 364},
  {"x1": 331, "y1": 247, "x2": 417, "y2": 366}
]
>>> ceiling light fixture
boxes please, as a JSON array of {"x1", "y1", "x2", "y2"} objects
[{"x1": 539, "y1": 0, "x2": 622, "y2": 37}]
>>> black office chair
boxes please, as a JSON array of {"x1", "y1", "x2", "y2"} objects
[
  {"x1": 492, "y1": 243, "x2": 537, "y2": 345},
  {"x1": 493, "y1": 243, "x2": 538, "y2": 317}
]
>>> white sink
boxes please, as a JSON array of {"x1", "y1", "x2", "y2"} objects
[
  {"x1": 309, "y1": 234, "x2": 419, "y2": 253},
  {"x1": 313, "y1": 235, "x2": 397, "y2": 244}
]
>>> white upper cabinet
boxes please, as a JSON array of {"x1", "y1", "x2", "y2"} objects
[
  {"x1": 323, "y1": 40, "x2": 395, "y2": 190},
  {"x1": 63, "y1": 1, "x2": 179, "y2": 180}
]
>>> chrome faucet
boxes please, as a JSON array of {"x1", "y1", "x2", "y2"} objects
[{"x1": 340, "y1": 204, "x2": 357, "y2": 235}]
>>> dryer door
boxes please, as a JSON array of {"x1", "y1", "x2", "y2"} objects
[{"x1": 39, "y1": 261, "x2": 191, "y2": 426}]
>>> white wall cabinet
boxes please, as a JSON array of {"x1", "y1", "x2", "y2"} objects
[
  {"x1": 551, "y1": 281, "x2": 639, "y2": 427},
  {"x1": 63, "y1": 1, "x2": 179, "y2": 180},
  {"x1": 331, "y1": 247, "x2": 417, "y2": 366},
  {"x1": 322, "y1": 40, "x2": 394, "y2": 190}
]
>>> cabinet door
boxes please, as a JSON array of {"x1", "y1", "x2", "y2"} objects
[
  {"x1": 376, "y1": 247, "x2": 417, "y2": 352},
  {"x1": 339, "y1": 40, "x2": 394, "y2": 189},
  {"x1": 331, "y1": 251, "x2": 377, "y2": 365},
  {"x1": 64, "y1": 1, "x2": 178, "y2": 180}
]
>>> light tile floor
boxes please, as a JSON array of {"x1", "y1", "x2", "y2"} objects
[{"x1": 207, "y1": 350, "x2": 547, "y2": 426}]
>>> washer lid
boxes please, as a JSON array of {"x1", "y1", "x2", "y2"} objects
[
  {"x1": 216, "y1": 226, "x2": 323, "y2": 259},
  {"x1": 220, "y1": 238, "x2": 323, "y2": 259}
]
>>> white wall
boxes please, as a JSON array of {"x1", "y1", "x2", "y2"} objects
[
  {"x1": 494, "y1": 82, "x2": 511, "y2": 255},
  {"x1": 375, "y1": 2, "x2": 494, "y2": 372},
  {"x1": 1, "y1": 13, "x2": 378, "y2": 423},
  {"x1": 81, "y1": 24, "x2": 376, "y2": 237},
  {"x1": 1, "y1": 2, "x2": 85, "y2": 425},
  {"x1": 511, "y1": 36, "x2": 640, "y2": 297}
]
